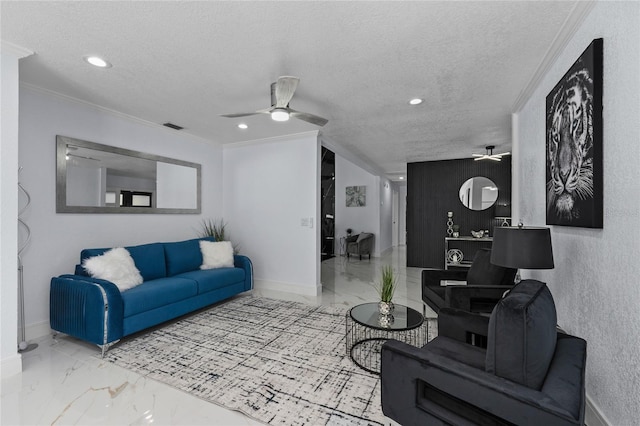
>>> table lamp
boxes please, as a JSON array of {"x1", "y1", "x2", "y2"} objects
[{"x1": 490, "y1": 225, "x2": 554, "y2": 270}]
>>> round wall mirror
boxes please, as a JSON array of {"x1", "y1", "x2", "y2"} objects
[{"x1": 459, "y1": 177, "x2": 498, "y2": 211}]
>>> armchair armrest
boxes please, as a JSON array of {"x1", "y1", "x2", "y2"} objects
[
  {"x1": 50, "y1": 275, "x2": 124, "y2": 346},
  {"x1": 422, "y1": 268, "x2": 468, "y2": 288},
  {"x1": 233, "y1": 255, "x2": 253, "y2": 291},
  {"x1": 381, "y1": 340, "x2": 580, "y2": 426},
  {"x1": 445, "y1": 285, "x2": 510, "y2": 312},
  {"x1": 437, "y1": 307, "x2": 490, "y2": 344}
]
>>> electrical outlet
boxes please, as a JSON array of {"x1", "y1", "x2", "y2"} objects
[{"x1": 301, "y1": 218, "x2": 310, "y2": 227}]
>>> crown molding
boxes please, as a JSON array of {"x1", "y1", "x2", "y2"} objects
[
  {"x1": 223, "y1": 130, "x2": 319, "y2": 149},
  {"x1": 512, "y1": 1, "x2": 596, "y2": 112},
  {"x1": 0, "y1": 41, "x2": 34, "y2": 58}
]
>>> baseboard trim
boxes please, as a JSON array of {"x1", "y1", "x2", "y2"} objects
[
  {"x1": 254, "y1": 279, "x2": 321, "y2": 297},
  {"x1": 1, "y1": 354, "x2": 22, "y2": 378},
  {"x1": 25, "y1": 320, "x2": 52, "y2": 341},
  {"x1": 585, "y1": 392, "x2": 610, "y2": 426}
]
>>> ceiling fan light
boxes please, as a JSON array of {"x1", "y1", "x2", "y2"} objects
[{"x1": 271, "y1": 108, "x2": 290, "y2": 122}]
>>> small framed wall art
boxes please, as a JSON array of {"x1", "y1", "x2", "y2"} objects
[
  {"x1": 346, "y1": 186, "x2": 366, "y2": 207},
  {"x1": 546, "y1": 38, "x2": 603, "y2": 228}
]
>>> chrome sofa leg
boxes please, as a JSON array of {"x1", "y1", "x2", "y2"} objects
[{"x1": 98, "y1": 340, "x2": 120, "y2": 358}]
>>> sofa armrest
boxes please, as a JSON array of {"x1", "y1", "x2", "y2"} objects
[
  {"x1": 233, "y1": 255, "x2": 253, "y2": 291},
  {"x1": 50, "y1": 275, "x2": 124, "y2": 346},
  {"x1": 437, "y1": 307, "x2": 490, "y2": 343},
  {"x1": 381, "y1": 340, "x2": 581, "y2": 426}
]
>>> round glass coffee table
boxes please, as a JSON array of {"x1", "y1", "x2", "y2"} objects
[{"x1": 346, "y1": 303, "x2": 428, "y2": 375}]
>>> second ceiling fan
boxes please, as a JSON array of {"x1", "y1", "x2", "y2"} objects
[{"x1": 220, "y1": 76, "x2": 328, "y2": 127}]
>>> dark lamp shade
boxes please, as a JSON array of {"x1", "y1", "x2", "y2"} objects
[{"x1": 490, "y1": 226, "x2": 554, "y2": 269}]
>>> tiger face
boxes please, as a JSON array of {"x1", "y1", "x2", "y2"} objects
[{"x1": 546, "y1": 70, "x2": 594, "y2": 222}]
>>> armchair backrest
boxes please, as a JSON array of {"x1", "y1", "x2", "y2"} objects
[
  {"x1": 485, "y1": 279, "x2": 557, "y2": 390},
  {"x1": 466, "y1": 248, "x2": 517, "y2": 286}
]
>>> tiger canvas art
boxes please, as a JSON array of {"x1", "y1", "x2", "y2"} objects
[{"x1": 546, "y1": 38, "x2": 603, "y2": 228}]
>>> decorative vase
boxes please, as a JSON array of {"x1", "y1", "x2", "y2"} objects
[
  {"x1": 378, "y1": 301, "x2": 394, "y2": 315},
  {"x1": 378, "y1": 313, "x2": 395, "y2": 328}
]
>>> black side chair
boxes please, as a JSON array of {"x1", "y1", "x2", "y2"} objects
[
  {"x1": 382, "y1": 280, "x2": 587, "y2": 426},
  {"x1": 422, "y1": 248, "x2": 517, "y2": 314}
]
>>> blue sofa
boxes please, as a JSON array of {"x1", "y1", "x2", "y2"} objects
[{"x1": 50, "y1": 237, "x2": 253, "y2": 355}]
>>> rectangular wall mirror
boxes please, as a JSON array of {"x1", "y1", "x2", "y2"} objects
[{"x1": 56, "y1": 135, "x2": 201, "y2": 214}]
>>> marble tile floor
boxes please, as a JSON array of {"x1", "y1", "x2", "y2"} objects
[{"x1": 1, "y1": 246, "x2": 431, "y2": 425}]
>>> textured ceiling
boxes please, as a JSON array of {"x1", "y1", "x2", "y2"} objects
[{"x1": 2, "y1": 1, "x2": 580, "y2": 180}]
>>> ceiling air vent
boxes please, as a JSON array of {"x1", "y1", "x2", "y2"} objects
[{"x1": 163, "y1": 122, "x2": 184, "y2": 130}]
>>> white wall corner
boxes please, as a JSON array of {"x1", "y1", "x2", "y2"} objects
[
  {"x1": 585, "y1": 393, "x2": 611, "y2": 426},
  {"x1": 511, "y1": 112, "x2": 520, "y2": 224},
  {"x1": 1, "y1": 354, "x2": 22, "y2": 379},
  {"x1": 0, "y1": 41, "x2": 34, "y2": 58}
]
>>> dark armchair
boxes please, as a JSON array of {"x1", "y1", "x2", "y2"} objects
[
  {"x1": 422, "y1": 248, "x2": 517, "y2": 314},
  {"x1": 346, "y1": 232, "x2": 374, "y2": 260},
  {"x1": 382, "y1": 280, "x2": 587, "y2": 426}
]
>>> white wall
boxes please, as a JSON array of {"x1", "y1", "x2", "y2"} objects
[
  {"x1": 18, "y1": 86, "x2": 224, "y2": 339},
  {"x1": 222, "y1": 132, "x2": 320, "y2": 296},
  {"x1": 335, "y1": 155, "x2": 381, "y2": 255},
  {"x1": 156, "y1": 162, "x2": 198, "y2": 209},
  {"x1": 378, "y1": 179, "x2": 393, "y2": 254},
  {"x1": 514, "y1": 3, "x2": 639, "y2": 424},
  {"x1": 1, "y1": 44, "x2": 32, "y2": 378},
  {"x1": 398, "y1": 184, "x2": 407, "y2": 245},
  {"x1": 66, "y1": 165, "x2": 104, "y2": 206}
]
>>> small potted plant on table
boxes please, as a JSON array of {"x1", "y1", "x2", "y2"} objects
[{"x1": 376, "y1": 265, "x2": 397, "y2": 315}]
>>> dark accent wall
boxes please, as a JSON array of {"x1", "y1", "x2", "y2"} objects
[{"x1": 407, "y1": 158, "x2": 511, "y2": 268}]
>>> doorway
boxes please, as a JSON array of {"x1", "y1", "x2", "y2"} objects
[{"x1": 321, "y1": 147, "x2": 335, "y2": 261}]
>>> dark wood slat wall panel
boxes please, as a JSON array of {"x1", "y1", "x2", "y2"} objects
[{"x1": 407, "y1": 158, "x2": 511, "y2": 268}]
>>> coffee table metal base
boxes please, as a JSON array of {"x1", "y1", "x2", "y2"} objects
[{"x1": 346, "y1": 311, "x2": 428, "y2": 375}]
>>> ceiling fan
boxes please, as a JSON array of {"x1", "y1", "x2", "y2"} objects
[
  {"x1": 220, "y1": 76, "x2": 328, "y2": 127},
  {"x1": 472, "y1": 145, "x2": 511, "y2": 161}
]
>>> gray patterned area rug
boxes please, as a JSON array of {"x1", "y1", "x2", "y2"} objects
[{"x1": 105, "y1": 296, "x2": 423, "y2": 425}]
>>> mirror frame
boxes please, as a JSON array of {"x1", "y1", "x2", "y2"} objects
[{"x1": 56, "y1": 135, "x2": 201, "y2": 214}]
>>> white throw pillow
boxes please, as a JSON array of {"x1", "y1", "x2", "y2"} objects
[
  {"x1": 82, "y1": 247, "x2": 144, "y2": 292},
  {"x1": 200, "y1": 240, "x2": 234, "y2": 269}
]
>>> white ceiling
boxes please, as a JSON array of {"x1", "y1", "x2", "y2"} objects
[{"x1": 2, "y1": 1, "x2": 584, "y2": 180}]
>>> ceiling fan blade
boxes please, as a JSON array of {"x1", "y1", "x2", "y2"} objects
[
  {"x1": 274, "y1": 76, "x2": 299, "y2": 108},
  {"x1": 495, "y1": 151, "x2": 511, "y2": 157},
  {"x1": 220, "y1": 111, "x2": 261, "y2": 118},
  {"x1": 220, "y1": 108, "x2": 272, "y2": 118},
  {"x1": 289, "y1": 109, "x2": 329, "y2": 127}
]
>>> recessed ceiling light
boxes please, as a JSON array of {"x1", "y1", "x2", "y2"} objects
[
  {"x1": 409, "y1": 98, "x2": 423, "y2": 105},
  {"x1": 83, "y1": 55, "x2": 112, "y2": 68},
  {"x1": 237, "y1": 123, "x2": 248, "y2": 129},
  {"x1": 399, "y1": 176, "x2": 405, "y2": 180}
]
